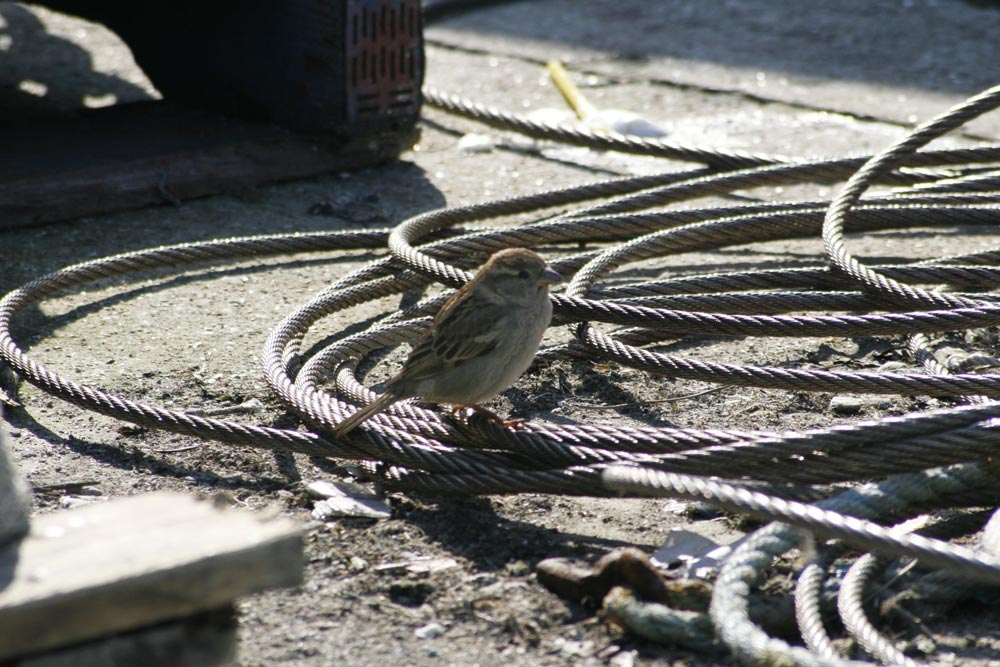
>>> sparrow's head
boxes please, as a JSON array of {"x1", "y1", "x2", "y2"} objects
[{"x1": 477, "y1": 248, "x2": 562, "y2": 300}]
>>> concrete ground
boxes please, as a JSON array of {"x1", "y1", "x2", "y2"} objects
[{"x1": 3, "y1": 1, "x2": 1000, "y2": 665}]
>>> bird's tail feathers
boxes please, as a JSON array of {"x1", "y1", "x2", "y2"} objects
[{"x1": 332, "y1": 391, "x2": 401, "y2": 437}]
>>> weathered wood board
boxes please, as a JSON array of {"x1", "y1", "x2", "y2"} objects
[
  {"x1": 0, "y1": 491, "x2": 302, "y2": 661},
  {"x1": 16, "y1": 606, "x2": 237, "y2": 667}
]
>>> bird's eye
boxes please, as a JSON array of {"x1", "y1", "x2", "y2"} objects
[{"x1": 517, "y1": 270, "x2": 530, "y2": 280}]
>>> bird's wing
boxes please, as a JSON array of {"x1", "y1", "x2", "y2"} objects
[{"x1": 397, "y1": 292, "x2": 510, "y2": 384}]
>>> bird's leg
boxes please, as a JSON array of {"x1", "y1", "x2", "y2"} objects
[{"x1": 450, "y1": 404, "x2": 527, "y2": 430}]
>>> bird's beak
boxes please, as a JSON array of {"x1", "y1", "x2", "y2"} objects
[{"x1": 540, "y1": 267, "x2": 563, "y2": 286}]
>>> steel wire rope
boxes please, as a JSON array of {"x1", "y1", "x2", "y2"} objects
[
  {"x1": 823, "y1": 84, "x2": 1000, "y2": 310},
  {"x1": 1, "y1": 92, "x2": 1000, "y2": 500},
  {"x1": 4, "y1": 58, "x2": 1000, "y2": 666},
  {"x1": 594, "y1": 84, "x2": 1000, "y2": 665},
  {"x1": 605, "y1": 462, "x2": 1000, "y2": 667},
  {"x1": 838, "y1": 553, "x2": 926, "y2": 667},
  {"x1": 834, "y1": 504, "x2": 1000, "y2": 667}
]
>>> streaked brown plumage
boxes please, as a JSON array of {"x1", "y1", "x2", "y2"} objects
[{"x1": 333, "y1": 248, "x2": 561, "y2": 436}]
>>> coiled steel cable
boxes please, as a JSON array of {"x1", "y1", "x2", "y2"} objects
[
  {"x1": 599, "y1": 83, "x2": 1000, "y2": 666},
  {"x1": 4, "y1": 76, "x2": 1000, "y2": 666}
]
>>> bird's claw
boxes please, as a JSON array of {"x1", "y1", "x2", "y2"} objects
[{"x1": 451, "y1": 405, "x2": 526, "y2": 430}]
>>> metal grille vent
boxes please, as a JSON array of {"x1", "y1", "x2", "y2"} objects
[{"x1": 346, "y1": 0, "x2": 423, "y2": 122}]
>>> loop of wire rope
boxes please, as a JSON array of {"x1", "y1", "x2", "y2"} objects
[{"x1": 4, "y1": 80, "x2": 1000, "y2": 666}]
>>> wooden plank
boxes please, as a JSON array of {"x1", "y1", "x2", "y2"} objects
[
  {"x1": 0, "y1": 491, "x2": 302, "y2": 661},
  {"x1": 0, "y1": 426, "x2": 32, "y2": 548},
  {"x1": 0, "y1": 101, "x2": 418, "y2": 230}
]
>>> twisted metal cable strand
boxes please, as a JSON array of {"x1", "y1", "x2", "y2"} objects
[
  {"x1": 555, "y1": 204, "x2": 1000, "y2": 392},
  {"x1": 423, "y1": 87, "x2": 788, "y2": 169},
  {"x1": 567, "y1": 204, "x2": 1000, "y2": 293},
  {"x1": 839, "y1": 502, "x2": 1000, "y2": 665},
  {"x1": 268, "y1": 120, "x2": 1000, "y2": 487},
  {"x1": 823, "y1": 87, "x2": 1000, "y2": 666},
  {"x1": 797, "y1": 503, "x2": 1000, "y2": 667},
  {"x1": 424, "y1": 87, "x2": 1000, "y2": 179},
  {"x1": 386, "y1": 204, "x2": 1000, "y2": 342},
  {"x1": 839, "y1": 554, "x2": 927, "y2": 667},
  {"x1": 641, "y1": 422, "x2": 1000, "y2": 486},
  {"x1": 573, "y1": 321, "x2": 1000, "y2": 397},
  {"x1": 258, "y1": 239, "x2": 756, "y2": 478},
  {"x1": 603, "y1": 466, "x2": 1000, "y2": 584},
  {"x1": 823, "y1": 83, "x2": 1000, "y2": 309},
  {"x1": 0, "y1": 233, "x2": 399, "y2": 459},
  {"x1": 590, "y1": 262, "x2": 1000, "y2": 296},
  {"x1": 723, "y1": 461, "x2": 1000, "y2": 666},
  {"x1": 1, "y1": 93, "x2": 998, "y2": 497},
  {"x1": 262, "y1": 227, "x2": 1000, "y2": 482},
  {"x1": 712, "y1": 522, "x2": 868, "y2": 667},
  {"x1": 795, "y1": 560, "x2": 845, "y2": 662},
  {"x1": 604, "y1": 464, "x2": 1000, "y2": 666},
  {"x1": 822, "y1": 331, "x2": 997, "y2": 666},
  {"x1": 5, "y1": 76, "x2": 1000, "y2": 663}
]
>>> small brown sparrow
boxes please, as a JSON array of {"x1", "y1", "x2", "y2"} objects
[{"x1": 332, "y1": 248, "x2": 562, "y2": 436}]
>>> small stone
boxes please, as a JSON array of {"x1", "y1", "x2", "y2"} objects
[
  {"x1": 912, "y1": 634, "x2": 938, "y2": 655},
  {"x1": 877, "y1": 360, "x2": 909, "y2": 373},
  {"x1": 828, "y1": 394, "x2": 894, "y2": 415},
  {"x1": 405, "y1": 557, "x2": 460, "y2": 574},
  {"x1": 504, "y1": 559, "x2": 530, "y2": 576},
  {"x1": 374, "y1": 556, "x2": 460, "y2": 575},
  {"x1": 553, "y1": 637, "x2": 594, "y2": 658},
  {"x1": 829, "y1": 395, "x2": 865, "y2": 415},
  {"x1": 414, "y1": 622, "x2": 446, "y2": 639}
]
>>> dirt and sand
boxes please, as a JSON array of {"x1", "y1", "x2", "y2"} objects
[{"x1": 4, "y1": 2, "x2": 1000, "y2": 665}]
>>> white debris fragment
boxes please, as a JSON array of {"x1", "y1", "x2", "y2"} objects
[
  {"x1": 610, "y1": 649, "x2": 638, "y2": 667},
  {"x1": 374, "y1": 555, "x2": 460, "y2": 574},
  {"x1": 306, "y1": 479, "x2": 378, "y2": 500},
  {"x1": 414, "y1": 622, "x2": 447, "y2": 639},
  {"x1": 307, "y1": 479, "x2": 390, "y2": 520},
  {"x1": 652, "y1": 527, "x2": 741, "y2": 579},
  {"x1": 583, "y1": 110, "x2": 667, "y2": 137},
  {"x1": 456, "y1": 132, "x2": 495, "y2": 153},
  {"x1": 652, "y1": 527, "x2": 723, "y2": 568},
  {"x1": 59, "y1": 495, "x2": 100, "y2": 509}
]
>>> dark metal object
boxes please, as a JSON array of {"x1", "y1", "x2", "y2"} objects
[
  {"x1": 0, "y1": 0, "x2": 425, "y2": 228},
  {"x1": 536, "y1": 548, "x2": 675, "y2": 608},
  {"x1": 346, "y1": 0, "x2": 424, "y2": 129},
  {"x1": 35, "y1": 0, "x2": 425, "y2": 137}
]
